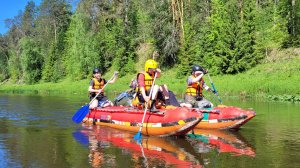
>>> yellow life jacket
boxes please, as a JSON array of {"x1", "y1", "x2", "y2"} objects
[
  {"x1": 132, "y1": 72, "x2": 153, "y2": 108},
  {"x1": 89, "y1": 78, "x2": 105, "y2": 97},
  {"x1": 185, "y1": 75, "x2": 204, "y2": 97},
  {"x1": 137, "y1": 72, "x2": 153, "y2": 91}
]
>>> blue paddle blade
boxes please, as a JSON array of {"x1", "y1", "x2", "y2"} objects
[
  {"x1": 133, "y1": 131, "x2": 142, "y2": 143},
  {"x1": 72, "y1": 105, "x2": 89, "y2": 124}
]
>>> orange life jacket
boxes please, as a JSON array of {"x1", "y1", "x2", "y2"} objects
[{"x1": 185, "y1": 75, "x2": 204, "y2": 97}]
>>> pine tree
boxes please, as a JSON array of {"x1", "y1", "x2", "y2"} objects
[
  {"x1": 203, "y1": 0, "x2": 231, "y2": 74},
  {"x1": 255, "y1": 0, "x2": 288, "y2": 54},
  {"x1": 149, "y1": 0, "x2": 180, "y2": 68},
  {"x1": 36, "y1": 0, "x2": 71, "y2": 82}
]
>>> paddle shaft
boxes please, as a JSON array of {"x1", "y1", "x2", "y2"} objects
[
  {"x1": 193, "y1": 108, "x2": 220, "y2": 113},
  {"x1": 207, "y1": 73, "x2": 223, "y2": 104},
  {"x1": 137, "y1": 72, "x2": 158, "y2": 133}
]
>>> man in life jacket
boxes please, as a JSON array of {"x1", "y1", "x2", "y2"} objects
[
  {"x1": 88, "y1": 68, "x2": 118, "y2": 109},
  {"x1": 184, "y1": 65, "x2": 217, "y2": 109},
  {"x1": 136, "y1": 59, "x2": 172, "y2": 112}
]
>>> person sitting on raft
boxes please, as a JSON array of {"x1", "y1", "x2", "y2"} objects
[
  {"x1": 184, "y1": 65, "x2": 218, "y2": 109},
  {"x1": 113, "y1": 78, "x2": 138, "y2": 106},
  {"x1": 136, "y1": 59, "x2": 174, "y2": 112},
  {"x1": 88, "y1": 68, "x2": 118, "y2": 109}
]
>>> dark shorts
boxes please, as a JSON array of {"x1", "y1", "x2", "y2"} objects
[
  {"x1": 90, "y1": 94, "x2": 107, "y2": 101},
  {"x1": 138, "y1": 90, "x2": 180, "y2": 107},
  {"x1": 90, "y1": 95, "x2": 112, "y2": 107},
  {"x1": 137, "y1": 90, "x2": 165, "y2": 103},
  {"x1": 137, "y1": 90, "x2": 150, "y2": 103}
]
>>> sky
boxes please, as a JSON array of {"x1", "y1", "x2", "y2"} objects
[{"x1": 0, "y1": 0, "x2": 41, "y2": 35}]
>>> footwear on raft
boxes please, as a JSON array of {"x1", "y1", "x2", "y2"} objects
[{"x1": 82, "y1": 106, "x2": 203, "y2": 137}]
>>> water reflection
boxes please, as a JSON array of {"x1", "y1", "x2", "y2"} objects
[
  {"x1": 73, "y1": 125, "x2": 256, "y2": 167},
  {"x1": 73, "y1": 125, "x2": 203, "y2": 168},
  {"x1": 187, "y1": 129, "x2": 256, "y2": 157}
]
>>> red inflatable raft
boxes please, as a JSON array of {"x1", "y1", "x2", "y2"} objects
[
  {"x1": 83, "y1": 106, "x2": 203, "y2": 137},
  {"x1": 194, "y1": 105, "x2": 256, "y2": 129}
]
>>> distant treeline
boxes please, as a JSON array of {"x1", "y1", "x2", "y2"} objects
[{"x1": 0, "y1": 0, "x2": 299, "y2": 84}]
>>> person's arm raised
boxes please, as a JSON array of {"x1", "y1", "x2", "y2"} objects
[{"x1": 108, "y1": 71, "x2": 119, "y2": 84}]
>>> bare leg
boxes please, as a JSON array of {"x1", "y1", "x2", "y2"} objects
[
  {"x1": 160, "y1": 84, "x2": 169, "y2": 99},
  {"x1": 89, "y1": 99, "x2": 99, "y2": 109},
  {"x1": 151, "y1": 85, "x2": 160, "y2": 100},
  {"x1": 150, "y1": 85, "x2": 160, "y2": 112}
]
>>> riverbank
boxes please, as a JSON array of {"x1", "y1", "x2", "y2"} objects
[{"x1": 1, "y1": 53, "x2": 299, "y2": 102}]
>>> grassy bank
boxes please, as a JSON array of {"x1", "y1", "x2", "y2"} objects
[{"x1": 1, "y1": 53, "x2": 299, "y2": 102}]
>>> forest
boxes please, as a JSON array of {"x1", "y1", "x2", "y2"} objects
[{"x1": 0, "y1": 0, "x2": 299, "y2": 85}]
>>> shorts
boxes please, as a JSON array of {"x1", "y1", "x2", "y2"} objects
[
  {"x1": 137, "y1": 90, "x2": 164, "y2": 103},
  {"x1": 98, "y1": 100, "x2": 111, "y2": 107},
  {"x1": 90, "y1": 95, "x2": 111, "y2": 107},
  {"x1": 184, "y1": 94, "x2": 212, "y2": 109},
  {"x1": 184, "y1": 94, "x2": 198, "y2": 107}
]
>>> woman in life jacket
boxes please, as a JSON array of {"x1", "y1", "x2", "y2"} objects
[
  {"x1": 88, "y1": 68, "x2": 118, "y2": 109},
  {"x1": 184, "y1": 65, "x2": 217, "y2": 109}
]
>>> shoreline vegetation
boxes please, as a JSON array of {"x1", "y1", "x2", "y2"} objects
[
  {"x1": 1, "y1": 54, "x2": 299, "y2": 102},
  {"x1": 1, "y1": 0, "x2": 300, "y2": 104}
]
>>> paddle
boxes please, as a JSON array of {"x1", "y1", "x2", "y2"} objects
[
  {"x1": 72, "y1": 73, "x2": 117, "y2": 124},
  {"x1": 207, "y1": 73, "x2": 223, "y2": 104},
  {"x1": 133, "y1": 72, "x2": 158, "y2": 142},
  {"x1": 193, "y1": 109, "x2": 220, "y2": 114}
]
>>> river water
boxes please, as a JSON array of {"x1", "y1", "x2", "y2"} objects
[{"x1": 0, "y1": 93, "x2": 299, "y2": 168}]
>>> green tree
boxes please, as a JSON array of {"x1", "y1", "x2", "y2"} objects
[
  {"x1": 177, "y1": 0, "x2": 211, "y2": 76},
  {"x1": 282, "y1": 0, "x2": 300, "y2": 47},
  {"x1": 36, "y1": 0, "x2": 71, "y2": 82},
  {"x1": 64, "y1": 12, "x2": 100, "y2": 80},
  {"x1": 5, "y1": 15, "x2": 24, "y2": 83},
  {"x1": 203, "y1": 0, "x2": 231, "y2": 74},
  {"x1": 20, "y1": 37, "x2": 42, "y2": 84},
  {"x1": 229, "y1": 0, "x2": 259, "y2": 73},
  {"x1": 0, "y1": 35, "x2": 9, "y2": 81},
  {"x1": 149, "y1": 0, "x2": 180, "y2": 68},
  {"x1": 255, "y1": 0, "x2": 288, "y2": 54},
  {"x1": 22, "y1": 1, "x2": 37, "y2": 37}
]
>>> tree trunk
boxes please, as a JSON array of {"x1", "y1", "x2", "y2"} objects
[
  {"x1": 54, "y1": 20, "x2": 57, "y2": 43},
  {"x1": 292, "y1": 0, "x2": 295, "y2": 36}
]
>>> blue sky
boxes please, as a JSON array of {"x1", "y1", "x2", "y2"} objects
[{"x1": 0, "y1": 0, "x2": 41, "y2": 35}]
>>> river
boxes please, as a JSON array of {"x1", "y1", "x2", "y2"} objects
[{"x1": 0, "y1": 93, "x2": 299, "y2": 168}]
